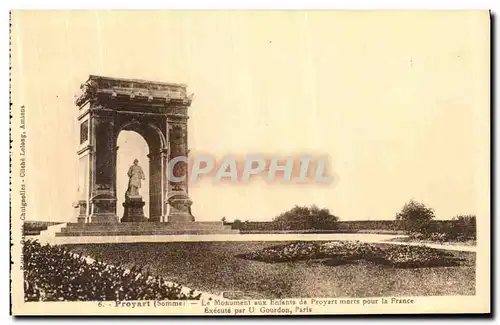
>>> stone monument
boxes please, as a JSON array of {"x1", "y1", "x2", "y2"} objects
[
  {"x1": 57, "y1": 75, "x2": 239, "y2": 237},
  {"x1": 72, "y1": 75, "x2": 195, "y2": 223}
]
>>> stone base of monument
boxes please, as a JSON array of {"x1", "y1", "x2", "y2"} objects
[
  {"x1": 57, "y1": 191, "x2": 240, "y2": 237},
  {"x1": 167, "y1": 190, "x2": 195, "y2": 223},
  {"x1": 168, "y1": 215, "x2": 195, "y2": 223},
  {"x1": 55, "y1": 221, "x2": 239, "y2": 237},
  {"x1": 90, "y1": 215, "x2": 120, "y2": 223},
  {"x1": 121, "y1": 197, "x2": 146, "y2": 223}
]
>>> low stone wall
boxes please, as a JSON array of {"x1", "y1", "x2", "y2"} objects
[{"x1": 229, "y1": 220, "x2": 474, "y2": 236}]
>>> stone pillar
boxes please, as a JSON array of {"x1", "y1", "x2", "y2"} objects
[
  {"x1": 89, "y1": 112, "x2": 118, "y2": 223},
  {"x1": 75, "y1": 146, "x2": 91, "y2": 224},
  {"x1": 148, "y1": 149, "x2": 168, "y2": 222},
  {"x1": 75, "y1": 109, "x2": 92, "y2": 224},
  {"x1": 167, "y1": 116, "x2": 194, "y2": 223},
  {"x1": 74, "y1": 200, "x2": 87, "y2": 224}
]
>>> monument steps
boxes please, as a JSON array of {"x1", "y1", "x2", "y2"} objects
[
  {"x1": 61, "y1": 222, "x2": 231, "y2": 230},
  {"x1": 64, "y1": 221, "x2": 226, "y2": 226},
  {"x1": 56, "y1": 229, "x2": 239, "y2": 237},
  {"x1": 56, "y1": 222, "x2": 239, "y2": 237}
]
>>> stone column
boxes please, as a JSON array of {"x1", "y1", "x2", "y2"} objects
[
  {"x1": 89, "y1": 112, "x2": 118, "y2": 223},
  {"x1": 148, "y1": 148, "x2": 168, "y2": 222},
  {"x1": 167, "y1": 116, "x2": 194, "y2": 223},
  {"x1": 75, "y1": 145, "x2": 91, "y2": 224},
  {"x1": 75, "y1": 109, "x2": 92, "y2": 224}
]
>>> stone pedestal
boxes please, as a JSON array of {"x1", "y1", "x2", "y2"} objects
[
  {"x1": 90, "y1": 196, "x2": 119, "y2": 223},
  {"x1": 92, "y1": 215, "x2": 120, "y2": 223},
  {"x1": 74, "y1": 200, "x2": 88, "y2": 224},
  {"x1": 121, "y1": 197, "x2": 146, "y2": 222},
  {"x1": 167, "y1": 191, "x2": 195, "y2": 223}
]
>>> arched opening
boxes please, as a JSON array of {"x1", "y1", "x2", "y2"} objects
[{"x1": 116, "y1": 131, "x2": 150, "y2": 219}]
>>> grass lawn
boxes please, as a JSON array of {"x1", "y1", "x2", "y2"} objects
[
  {"x1": 387, "y1": 236, "x2": 477, "y2": 247},
  {"x1": 66, "y1": 241, "x2": 475, "y2": 299}
]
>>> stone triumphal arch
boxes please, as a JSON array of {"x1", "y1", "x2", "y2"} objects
[{"x1": 74, "y1": 75, "x2": 194, "y2": 224}]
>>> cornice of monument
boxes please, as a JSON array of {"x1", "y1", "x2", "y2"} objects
[
  {"x1": 77, "y1": 144, "x2": 93, "y2": 155},
  {"x1": 75, "y1": 75, "x2": 194, "y2": 108},
  {"x1": 166, "y1": 114, "x2": 190, "y2": 122}
]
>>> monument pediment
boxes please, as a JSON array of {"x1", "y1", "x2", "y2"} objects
[{"x1": 75, "y1": 75, "x2": 193, "y2": 107}]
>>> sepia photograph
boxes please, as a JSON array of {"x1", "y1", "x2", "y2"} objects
[{"x1": 10, "y1": 10, "x2": 490, "y2": 315}]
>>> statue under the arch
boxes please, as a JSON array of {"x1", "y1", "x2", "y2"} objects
[
  {"x1": 126, "y1": 159, "x2": 145, "y2": 199},
  {"x1": 121, "y1": 158, "x2": 147, "y2": 222}
]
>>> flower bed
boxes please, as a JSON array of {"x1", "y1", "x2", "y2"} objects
[
  {"x1": 378, "y1": 245, "x2": 462, "y2": 268},
  {"x1": 237, "y1": 242, "x2": 324, "y2": 263},
  {"x1": 23, "y1": 240, "x2": 202, "y2": 301},
  {"x1": 237, "y1": 241, "x2": 463, "y2": 268}
]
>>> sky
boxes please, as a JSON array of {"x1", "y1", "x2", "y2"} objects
[{"x1": 11, "y1": 11, "x2": 490, "y2": 222}]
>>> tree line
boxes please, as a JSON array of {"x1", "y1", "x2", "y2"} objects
[{"x1": 223, "y1": 199, "x2": 476, "y2": 241}]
